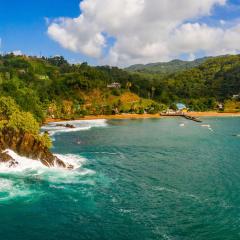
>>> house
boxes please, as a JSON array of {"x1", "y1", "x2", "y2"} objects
[
  {"x1": 176, "y1": 103, "x2": 188, "y2": 113},
  {"x1": 165, "y1": 109, "x2": 177, "y2": 114},
  {"x1": 232, "y1": 94, "x2": 240, "y2": 100},
  {"x1": 107, "y1": 82, "x2": 121, "y2": 89},
  {"x1": 217, "y1": 103, "x2": 223, "y2": 110}
]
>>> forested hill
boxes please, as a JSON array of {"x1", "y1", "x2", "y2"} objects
[
  {"x1": 0, "y1": 53, "x2": 240, "y2": 123},
  {"x1": 126, "y1": 57, "x2": 210, "y2": 74},
  {"x1": 0, "y1": 54, "x2": 163, "y2": 122}
]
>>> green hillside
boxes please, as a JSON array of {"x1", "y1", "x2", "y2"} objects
[
  {"x1": 0, "y1": 54, "x2": 164, "y2": 122},
  {"x1": 126, "y1": 57, "x2": 210, "y2": 75},
  {"x1": 0, "y1": 53, "x2": 240, "y2": 123},
  {"x1": 132, "y1": 54, "x2": 240, "y2": 111}
]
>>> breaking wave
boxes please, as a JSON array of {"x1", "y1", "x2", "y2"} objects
[
  {"x1": 0, "y1": 178, "x2": 31, "y2": 202},
  {"x1": 0, "y1": 150, "x2": 94, "y2": 182},
  {"x1": 0, "y1": 150, "x2": 95, "y2": 201},
  {"x1": 41, "y1": 119, "x2": 108, "y2": 135},
  {"x1": 0, "y1": 119, "x2": 104, "y2": 201}
]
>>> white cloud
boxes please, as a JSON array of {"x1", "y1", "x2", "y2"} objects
[
  {"x1": 12, "y1": 50, "x2": 23, "y2": 56},
  {"x1": 48, "y1": 0, "x2": 240, "y2": 66}
]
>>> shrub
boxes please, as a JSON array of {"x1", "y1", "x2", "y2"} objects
[
  {"x1": 0, "y1": 96, "x2": 19, "y2": 120},
  {"x1": 7, "y1": 111, "x2": 40, "y2": 135},
  {"x1": 37, "y1": 133, "x2": 52, "y2": 148}
]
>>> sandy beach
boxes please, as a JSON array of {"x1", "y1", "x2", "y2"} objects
[
  {"x1": 45, "y1": 114, "x2": 161, "y2": 123},
  {"x1": 187, "y1": 112, "x2": 240, "y2": 117},
  {"x1": 44, "y1": 112, "x2": 240, "y2": 123}
]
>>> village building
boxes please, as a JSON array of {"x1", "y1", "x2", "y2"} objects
[
  {"x1": 217, "y1": 103, "x2": 224, "y2": 110},
  {"x1": 176, "y1": 103, "x2": 188, "y2": 113},
  {"x1": 232, "y1": 94, "x2": 240, "y2": 100},
  {"x1": 107, "y1": 82, "x2": 121, "y2": 89}
]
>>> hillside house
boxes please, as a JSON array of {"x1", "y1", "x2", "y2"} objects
[
  {"x1": 232, "y1": 94, "x2": 240, "y2": 100},
  {"x1": 176, "y1": 103, "x2": 188, "y2": 113},
  {"x1": 107, "y1": 82, "x2": 121, "y2": 89}
]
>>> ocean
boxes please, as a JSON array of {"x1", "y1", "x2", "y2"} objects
[{"x1": 0, "y1": 117, "x2": 240, "y2": 240}]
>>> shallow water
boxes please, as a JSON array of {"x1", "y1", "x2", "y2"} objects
[{"x1": 0, "y1": 117, "x2": 240, "y2": 240}]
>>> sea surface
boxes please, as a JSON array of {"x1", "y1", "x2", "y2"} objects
[{"x1": 0, "y1": 117, "x2": 240, "y2": 240}]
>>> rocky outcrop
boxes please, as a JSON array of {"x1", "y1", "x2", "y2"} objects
[
  {"x1": 0, "y1": 152, "x2": 18, "y2": 168},
  {"x1": 0, "y1": 127, "x2": 73, "y2": 169},
  {"x1": 56, "y1": 123, "x2": 75, "y2": 129}
]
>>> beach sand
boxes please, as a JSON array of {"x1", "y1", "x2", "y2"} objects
[
  {"x1": 44, "y1": 112, "x2": 240, "y2": 123},
  {"x1": 187, "y1": 112, "x2": 240, "y2": 117}
]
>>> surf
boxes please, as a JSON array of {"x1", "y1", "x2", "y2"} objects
[{"x1": 42, "y1": 119, "x2": 108, "y2": 135}]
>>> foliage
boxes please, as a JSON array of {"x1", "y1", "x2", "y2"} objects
[
  {"x1": 37, "y1": 132, "x2": 52, "y2": 148},
  {"x1": 0, "y1": 53, "x2": 240, "y2": 118},
  {"x1": 8, "y1": 110, "x2": 40, "y2": 135},
  {"x1": 224, "y1": 100, "x2": 240, "y2": 113},
  {"x1": 0, "y1": 96, "x2": 20, "y2": 120},
  {"x1": 0, "y1": 120, "x2": 8, "y2": 130},
  {"x1": 126, "y1": 57, "x2": 209, "y2": 75},
  {"x1": 0, "y1": 95, "x2": 52, "y2": 148}
]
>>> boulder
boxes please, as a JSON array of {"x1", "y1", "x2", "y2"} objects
[
  {"x1": 0, "y1": 152, "x2": 19, "y2": 168},
  {"x1": 56, "y1": 123, "x2": 75, "y2": 129}
]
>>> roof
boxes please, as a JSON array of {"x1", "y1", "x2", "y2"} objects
[{"x1": 176, "y1": 103, "x2": 187, "y2": 110}]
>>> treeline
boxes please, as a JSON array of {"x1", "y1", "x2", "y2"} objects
[
  {"x1": 0, "y1": 53, "x2": 240, "y2": 122},
  {"x1": 0, "y1": 54, "x2": 164, "y2": 122},
  {"x1": 127, "y1": 55, "x2": 240, "y2": 111}
]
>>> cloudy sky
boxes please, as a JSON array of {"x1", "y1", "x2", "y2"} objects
[{"x1": 1, "y1": 0, "x2": 240, "y2": 66}]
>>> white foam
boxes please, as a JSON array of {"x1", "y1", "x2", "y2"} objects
[
  {"x1": 0, "y1": 179, "x2": 13, "y2": 190},
  {"x1": 0, "y1": 150, "x2": 94, "y2": 182},
  {"x1": 42, "y1": 119, "x2": 108, "y2": 135},
  {"x1": 0, "y1": 149, "x2": 45, "y2": 173},
  {"x1": 0, "y1": 178, "x2": 31, "y2": 201},
  {"x1": 201, "y1": 124, "x2": 214, "y2": 132}
]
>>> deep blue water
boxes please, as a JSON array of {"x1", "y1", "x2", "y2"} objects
[{"x1": 0, "y1": 117, "x2": 240, "y2": 240}]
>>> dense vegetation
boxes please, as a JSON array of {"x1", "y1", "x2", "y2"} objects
[
  {"x1": 0, "y1": 53, "x2": 240, "y2": 126},
  {"x1": 127, "y1": 55, "x2": 240, "y2": 111},
  {"x1": 0, "y1": 96, "x2": 51, "y2": 148},
  {"x1": 126, "y1": 57, "x2": 209, "y2": 75},
  {"x1": 0, "y1": 54, "x2": 167, "y2": 122}
]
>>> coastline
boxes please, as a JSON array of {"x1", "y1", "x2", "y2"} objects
[
  {"x1": 45, "y1": 114, "x2": 161, "y2": 123},
  {"x1": 44, "y1": 112, "x2": 240, "y2": 123},
  {"x1": 187, "y1": 112, "x2": 240, "y2": 117}
]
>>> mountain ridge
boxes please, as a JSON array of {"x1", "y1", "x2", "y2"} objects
[{"x1": 126, "y1": 56, "x2": 212, "y2": 74}]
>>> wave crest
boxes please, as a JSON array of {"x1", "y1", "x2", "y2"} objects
[{"x1": 42, "y1": 119, "x2": 108, "y2": 135}]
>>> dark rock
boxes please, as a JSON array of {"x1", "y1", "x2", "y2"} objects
[
  {"x1": 0, "y1": 152, "x2": 13, "y2": 162},
  {"x1": 0, "y1": 152, "x2": 19, "y2": 168},
  {"x1": 65, "y1": 124, "x2": 75, "y2": 129},
  {"x1": 56, "y1": 123, "x2": 75, "y2": 129},
  {"x1": 0, "y1": 128, "x2": 73, "y2": 170}
]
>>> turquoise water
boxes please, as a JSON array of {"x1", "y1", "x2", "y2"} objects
[{"x1": 0, "y1": 117, "x2": 240, "y2": 240}]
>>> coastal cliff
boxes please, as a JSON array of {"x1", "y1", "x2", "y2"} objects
[
  {"x1": 0, "y1": 127, "x2": 73, "y2": 169},
  {"x1": 0, "y1": 96, "x2": 74, "y2": 170}
]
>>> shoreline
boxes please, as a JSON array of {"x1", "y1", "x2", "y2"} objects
[
  {"x1": 187, "y1": 112, "x2": 240, "y2": 117},
  {"x1": 45, "y1": 114, "x2": 161, "y2": 123},
  {"x1": 44, "y1": 112, "x2": 240, "y2": 123}
]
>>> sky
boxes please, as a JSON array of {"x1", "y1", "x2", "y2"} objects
[{"x1": 1, "y1": 0, "x2": 240, "y2": 67}]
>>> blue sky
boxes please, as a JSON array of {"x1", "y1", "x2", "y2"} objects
[
  {"x1": 0, "y1": 0, "x2": 240, "y2": 66},
  {"x1": 0, "y1": 0, "x2": 92, "y2": 63}
]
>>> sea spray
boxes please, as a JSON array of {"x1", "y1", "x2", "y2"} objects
[
  {"x1": 0, "y1": 150, "x2": 94, "y2": 181},
  {"x1": 42, "y1": 119, "x2": 108, "y2": 135},
  {"x1": 0, "y1": 178, "x2": 33, "y2": 201}
]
